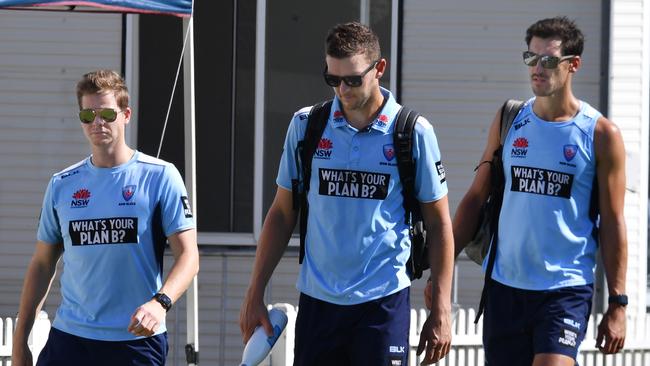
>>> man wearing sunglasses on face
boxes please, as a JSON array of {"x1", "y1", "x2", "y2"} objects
[
  {"x1": 447, "y1": 16, "x2": 627, "y2": 366},
  {"x1": 12, "y1": 70, "x2": 199, "y2": 366},
  {"x1": 240, "y1": 22, "x2": 454, "y2": 366}
]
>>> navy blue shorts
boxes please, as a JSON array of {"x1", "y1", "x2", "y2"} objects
[
  {"x1": 483, "y1": 280, "x2": 593, "y2": 365},
  {"x1": 36, "y1": 327, "x2": 168, "y2": 366},
  {"x1": 294, "y1": 288, "x2": 410, "y2": 366}
]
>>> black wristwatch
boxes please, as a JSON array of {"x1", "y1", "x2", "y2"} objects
[
  {"x1": 153, "y1": 293, "x2": 172, "y2": 312},
  {"x1": 608, "y1": 294, "x2": 628, "y2": 307}
]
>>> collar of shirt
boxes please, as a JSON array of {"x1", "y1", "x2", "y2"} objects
[{"x1": 329, "y1": 87, "x2": 401, "y2": 134}]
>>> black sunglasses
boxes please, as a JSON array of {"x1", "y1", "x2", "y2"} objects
[
  {"x1": 78, "y1": 108, "x2": 122, "y2": 124},
  {"x1": 523, "y1": 51, "x2": 575, "y2": 69},
  {"x1": 323, "y1": 60, "x2": 379, "y2": 87}
]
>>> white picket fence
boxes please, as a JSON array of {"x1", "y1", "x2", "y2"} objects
[
  {"x1": 264, "y1": 303, "x2": 650, "y2": 366},
  {"x1": 0, "y1": 311, "x2": 51, "y2": 366},
  {"x1": 2, "y1": 308, "x2": 650, "y2": 366}
]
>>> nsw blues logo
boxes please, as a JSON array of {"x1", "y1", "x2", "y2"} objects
[
  {"x1": 563, "y1": 145, "x2": 578, "y2": 162},
  {"x1": 122, "y1": 185, "x2": 137, "y2": 201},
  {"x1": 375, "y1": 114, "x2": 389, "y2": 128},
  {"x1": 333, "y1": 110, "x2": 345, "y2": 123},
  {"x1": 383, "y1": 144, "x2": 395, "y2": 161}
]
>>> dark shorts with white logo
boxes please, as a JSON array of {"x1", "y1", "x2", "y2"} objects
[
  {"x1": 36, "y1": 327, "x2": 168, "y2": 366},
  {"x1": 294, "y1": 287, "x2": 410, "y2": 366},
  {"x1": 483, "y1": 280, "x2": 593, "y2": 365}
]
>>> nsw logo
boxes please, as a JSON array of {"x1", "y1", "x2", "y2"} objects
[
  {"x1": 563, "y1": 144, "x2": 578, "y2": 162},
  {"x1": 383, "y1": 144, "x2": 395, "y2": 161},
  {"x1": 511, "y1": 137, "x2": 529, "y2": 158},
  {"x1": 375, "y1": 114, "x2": 389, "y2": 127},
  {"x1": 333, "y1": 110, "x2": 345, "y2": 123},
  {"x1": 71, "y1": 189, "x2": 91, "y2": 208},
  {"x1": 314, "y1": 138, "x2": 333, "y2": 159}
]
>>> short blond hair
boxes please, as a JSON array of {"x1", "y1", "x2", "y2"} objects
[{"x1": 76, "y1": 70, "x2": 129, "y2": 110}]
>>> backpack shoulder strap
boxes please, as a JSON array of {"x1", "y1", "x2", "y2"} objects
[
  {"x1": 499, "y1": 99, "x2": 525, "y2": 145},
  {"x1": 296, "y1": 100, "x2": 332, "y2": 264},
  {"x1": 393, "y1": 106, "x2": 421, "y2": 222}
]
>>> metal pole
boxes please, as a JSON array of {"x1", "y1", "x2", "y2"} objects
[{"x1": 182, "y1": 15, "x2": 199, "y2": 366}]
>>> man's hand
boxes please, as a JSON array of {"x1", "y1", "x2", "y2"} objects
[
  {"x1": 596, "y1": 305, "x2": 626, "y2": 354},
  {"x1": 128, "y1": 299, "x2": 167, "y2": 337},
  {"x1": 239, "y1": 295, "x2": 273, "y2": 344},
  {"x1": 417, "y1": 304, "x2": 452, "y2": 365},
  {"x1": 11, "y1": 342, "x2": 33, "y2": 366}
]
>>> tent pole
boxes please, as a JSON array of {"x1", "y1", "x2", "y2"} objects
[{"x1": 182, "y1": 15, "x2": 199, "y2": 366}]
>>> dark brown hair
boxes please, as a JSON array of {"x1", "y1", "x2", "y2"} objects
[
  {"x1": 325, "y1": 22, "x2": 381, "y2": 62},
  {"x1": 525, "y1": 16, "x2": 584, "y2": 56}
]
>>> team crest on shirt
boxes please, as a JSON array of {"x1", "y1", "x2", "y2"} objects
[
  {"x1": 375, "y1": 114, "x2": 389, "y2": 127},
  {"x1": 333, "y1": 110, "x2": 345, "y2": 123},
  {"x1": 383, "y1": 144, "x2": 395, "y2": 161},
  {"x1": 122, "y1": 185, "x2": 136, "y2": 201},
  {"x1": 71, "y1": 189, "x2": 91, "y2": 208},
  {"x1": 563, "y1": 144, "x2": 578, "y2": 161},
  {"x1": 119, "y1": 185, "x2": 137, "y2": 206}
]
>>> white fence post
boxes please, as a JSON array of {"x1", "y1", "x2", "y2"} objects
[{"x1": 0, "y1": 311, "x2": 51, "y2": 366}]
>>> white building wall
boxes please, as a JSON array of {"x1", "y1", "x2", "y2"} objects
[
  {"x1": 0, "y1": 10, "x2": 122, "y2": 314},
  {"x1": 609, "y1": 0, "x2": 649, "y2": 318}
]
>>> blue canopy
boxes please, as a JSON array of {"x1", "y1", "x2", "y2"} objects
[{"x1": 0, "y1": 0, "x2": 191, "y2": 17}]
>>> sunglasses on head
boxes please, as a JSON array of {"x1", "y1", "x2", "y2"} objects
[
  {"x1": 523, "y1": 51, "x2": 575, "y2": 69},
  {"x1": 78, "y1": 108, "x2": 122, "y2": 124},
  {"x1": 323, "y1": 60, "x2": 379, "y2": 87}
]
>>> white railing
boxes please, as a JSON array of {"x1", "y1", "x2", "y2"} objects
[
  {"x1": 3, "y1": 308, "x2": 650, "y2": 366},
  {"x1": 0, "y1": 311, "x2": 51, "y2": 366},
  {"x1": 264, "y1": 304, "x2": 650, "y2": 366}
]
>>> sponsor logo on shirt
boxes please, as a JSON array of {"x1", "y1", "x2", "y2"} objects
[
  {"x1": 69, "y1": 217, "x2": 138, "y2": 245},
  {"x1": 61, "y1": 170, "x2": 79, "y2": 179},
  {"x1": 314, "y1": 138, "x2": 333, "y2": 159},
  {"x1": 563, "y1": 144, "x2": 578, "y2": 161},
  {"x1": 511, "y1": 137, "x2": 529, "y2": 158},
  {"x1": 181, "y1": 196, "x2": 193, "y2": 218},
  {"x1": 436, "y1": 161, "x2": 446, "y2": 183},
  {"x1": 120, "y1": 185, "x2": 137, "y2": 206},
  {"x1": 510, "y1": 165, "x2": 573, "y2": 198},
  {"x1": 389, "y1": 346, "x2": 405, "y2": 353},
  {"x1": 514, "y1": 118, "x2": 531, "y2": 130},
  {"x1": 375, "y1": 114, "x2": 389, "y2": 127},
  {"x1": 383, "y1": 144, "x2": 395, "y2": 161},
  {"x1": 563, "y1": 318, "x2": 581, "y2": 329},
  {"x1": 318, "y1": 168, "x2": 389, "y2": 200},
  {"x1": 333, "y1": 110, "x2": 345, "y2": 123},
  {"x1": 71, "y1": 189, "x2": 91, "y2": 208},
  {"x1": 558, "y1": 328, "x2": 578, "y2": 348}
]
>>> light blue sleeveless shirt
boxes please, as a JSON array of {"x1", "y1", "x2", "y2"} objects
[
  {"x1": 490, "y1": 97, "x2": 601, "y2": 290},
  {"x1": 37, "y1": 151, "x2": 195, "y2": 340},
  {"x1": 276, "y1": 88, "x2": 448, "y2": 305}
]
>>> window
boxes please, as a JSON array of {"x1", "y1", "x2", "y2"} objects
[{"x1": 137, "y1": 1, "x2": 395, "y2": 242}]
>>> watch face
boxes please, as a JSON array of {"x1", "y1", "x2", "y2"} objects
[{"x1": 155, "y1": 293, "x2": 172, "y2": 310}]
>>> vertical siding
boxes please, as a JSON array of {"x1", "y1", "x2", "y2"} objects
[
  {"x1": 402, "y1": 0, "x2": 603, "y2": 307},
  {"x1": 0, "y1": 10, "x2": 122, "y2": 315},
  {"x1": 609, "y1": 0, "x2": 649, "y2": 318}
]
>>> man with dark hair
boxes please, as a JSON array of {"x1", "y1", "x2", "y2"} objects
[
  {"x1": 12, "y1": 70, "x2": 199, "y2": 365},
  {"x1": 449, "y1": 16, "x2": 628, "y2": 366},
  {"x1": 240, "y1": 22, "x2": 455, "y2": 365}
]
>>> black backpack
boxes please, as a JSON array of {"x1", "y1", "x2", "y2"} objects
[{"x1": 291, "y1": 100, "x2": 430, "y2": 280}]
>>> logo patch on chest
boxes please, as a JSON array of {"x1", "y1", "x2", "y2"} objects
[
  {"x1": 510, "y1": 166, "x2": 573, "y2": 198},
  {"x1": 69, "y1": 217, "x2": 138, "y2": 245},
  {"x1": 318, "y1": 168, "x2": 389, "y2": 200}
]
